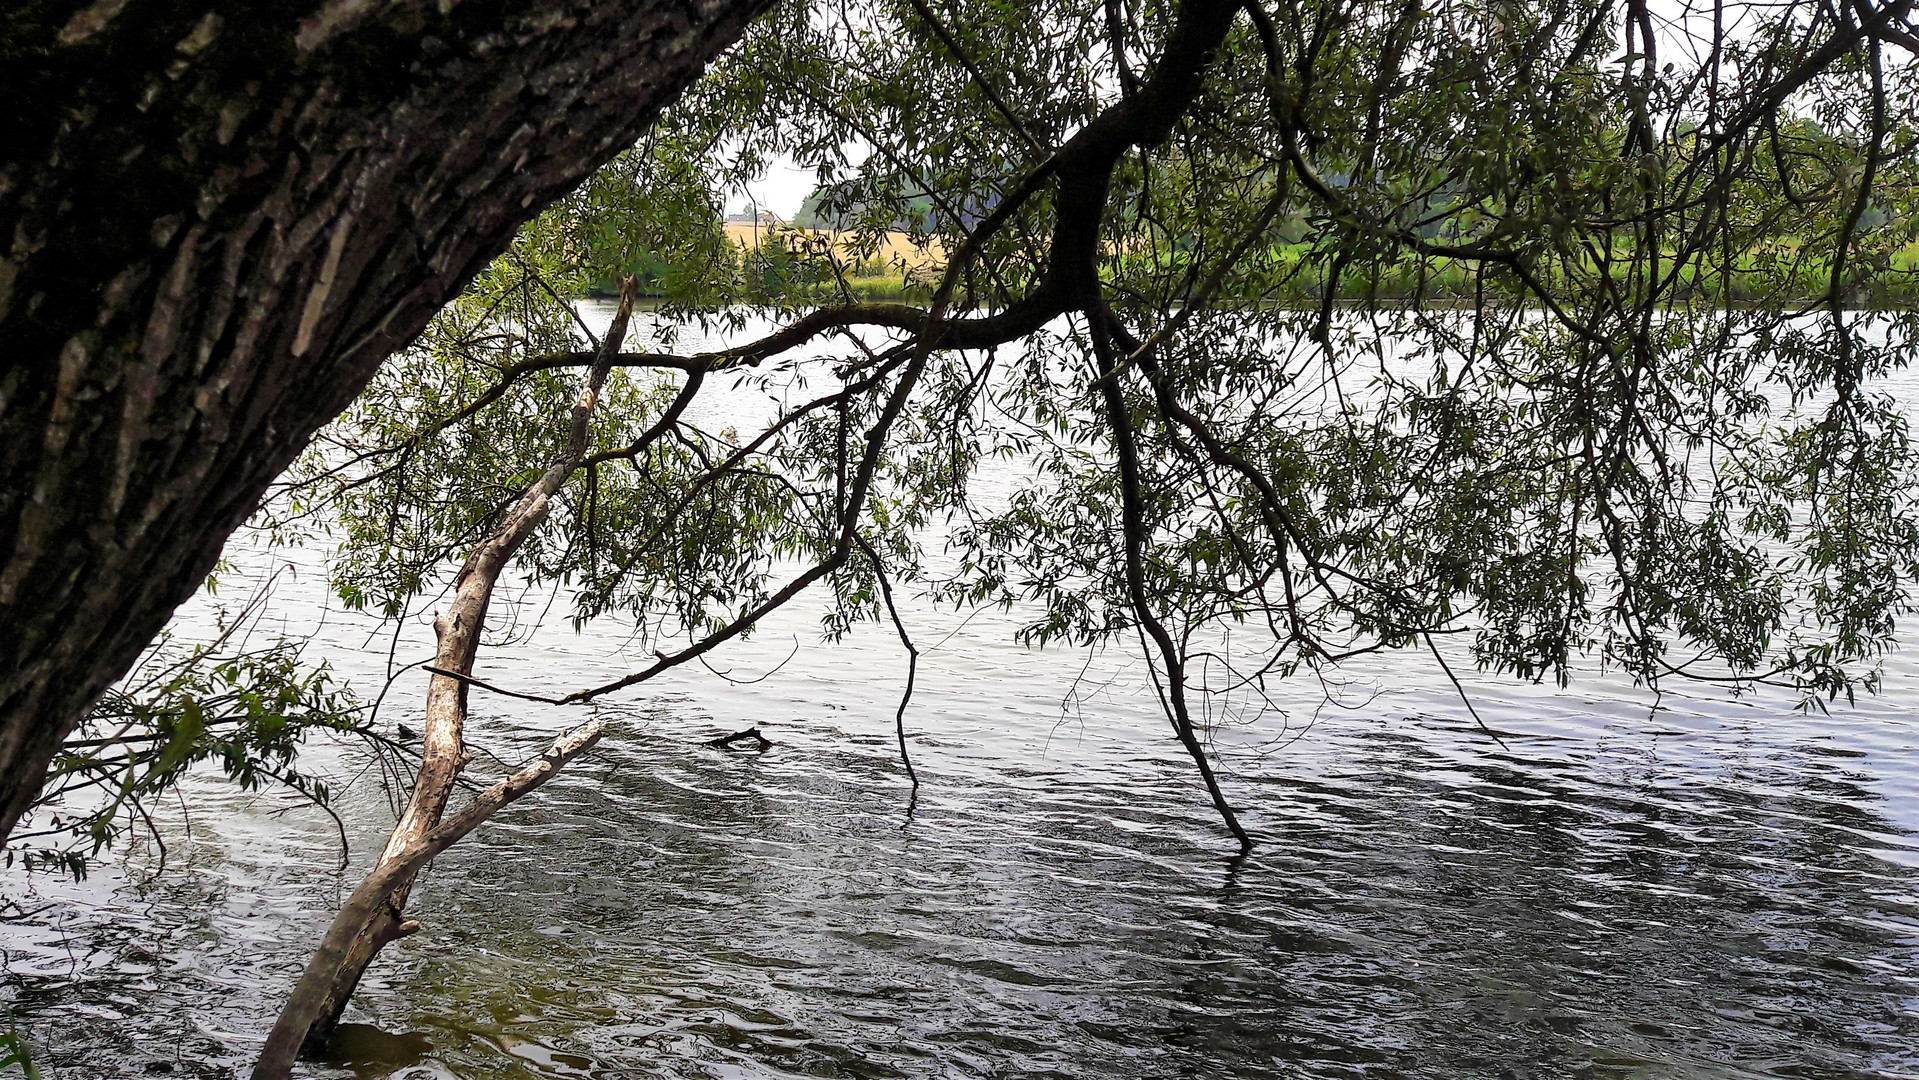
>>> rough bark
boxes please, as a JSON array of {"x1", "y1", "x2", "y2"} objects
[{"x1": 0, "y1": 0, "x2": 770, "y2": 843}]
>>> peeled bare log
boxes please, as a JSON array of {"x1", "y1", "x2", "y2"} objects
[
  {"x1": 266, "y1": 276, "x2": 639, "y2": 1061},
  {"x1": 0, "y1": 0, "x2": 768, "y2": 845}
]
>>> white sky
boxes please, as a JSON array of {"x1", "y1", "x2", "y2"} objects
[{"x1": 722, "y1": 156, "x2": 820, "y2": 220}]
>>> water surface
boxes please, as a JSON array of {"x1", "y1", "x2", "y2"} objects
[{"x1": 3, "y1": 312, "x2": 1916, "y2": 1079}]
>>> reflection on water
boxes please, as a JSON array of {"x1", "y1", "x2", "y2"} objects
[
  {"x1": 320, "y1": 1025, "x2": 435, "y2": 1073},
  {"x1": 4, "y1": 310, "x2": 1919, "y2": 1077}
]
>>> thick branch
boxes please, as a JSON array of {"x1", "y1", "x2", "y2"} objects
[{"x1": 1091, "y1": 319, "x2": 1250, "y2": 849}]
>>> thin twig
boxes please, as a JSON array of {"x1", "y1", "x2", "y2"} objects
[{"x1": 857, "y1": 535, "x2": 920, "y2": 788}]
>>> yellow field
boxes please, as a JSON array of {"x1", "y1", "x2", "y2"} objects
[{"x1": 722, "y1": 221, "x2": 943, "y2": 271}]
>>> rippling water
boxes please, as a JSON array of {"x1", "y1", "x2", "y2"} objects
[{"x1": 4, "y1": 313, "x2": 1918, "y2": 1078}]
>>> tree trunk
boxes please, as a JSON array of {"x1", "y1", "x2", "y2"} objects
[{"x1": 0, "y1": 0, "x2": 769, "y2": 844}]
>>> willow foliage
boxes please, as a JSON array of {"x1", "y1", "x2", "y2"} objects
[{"x1": 282, "y1": 0, "x2": 1919, "y2": 834}]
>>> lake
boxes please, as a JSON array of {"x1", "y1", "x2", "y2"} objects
[{"x1": 3, "y1": 310, "x2": 1916, "y2": 1079}]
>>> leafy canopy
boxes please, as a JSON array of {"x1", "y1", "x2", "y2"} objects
[{"x1": 276, "y1": 0, "x2": 1919, "y2": 833}]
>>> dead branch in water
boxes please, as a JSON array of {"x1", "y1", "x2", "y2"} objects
[
  {"x1": 254, "y1": 276, "x2": 642, "y2": 1080},
  {"x1": 705, "y1": 727, "x2": 772, "y2": 750}
]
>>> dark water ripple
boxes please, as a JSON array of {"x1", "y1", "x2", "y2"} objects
[{"x1": 6, "y1": 664, "x2": 1919, "y2": 1079}]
